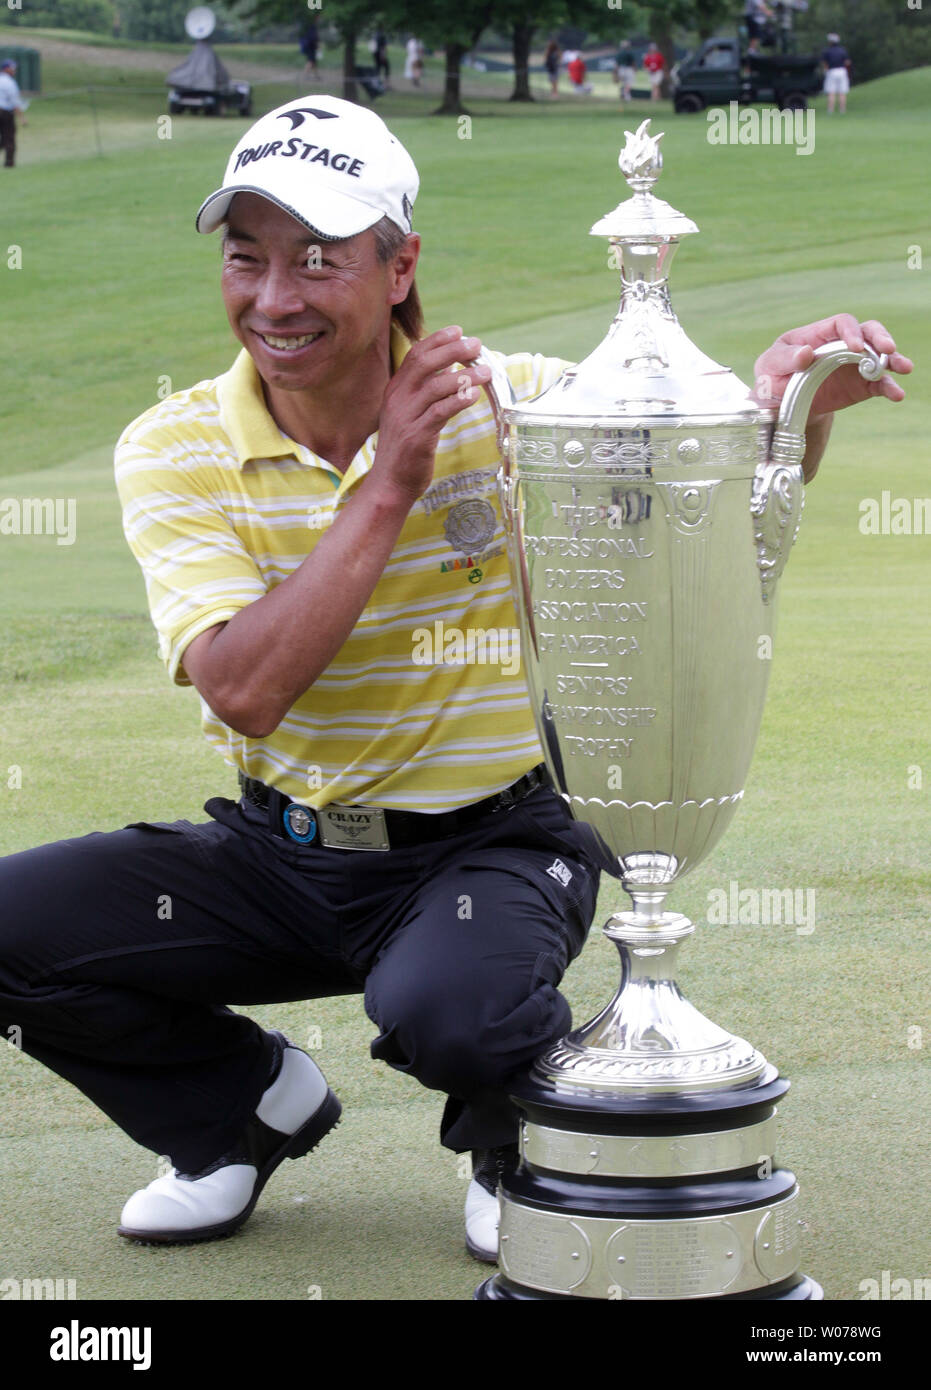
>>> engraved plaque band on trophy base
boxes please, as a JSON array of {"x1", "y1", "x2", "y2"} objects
[
  {"x1": 483, "y1": 1077, "x2": 819, "y2": 1300},
  {"x1": 474, "y1": 122, "x2": 885, "y2": 1301}
]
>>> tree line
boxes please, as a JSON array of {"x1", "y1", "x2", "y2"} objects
[
  {"x1": 5, "y1": 0, "x2": 927, "y2": 104},
  {"x1": 239, "y1": 0, "x2": 930, "y2": 110}
]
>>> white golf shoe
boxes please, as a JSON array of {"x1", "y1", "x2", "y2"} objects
[
  {"x1": 465, "y1": 1145, "x2": 519, "y2": 1263},
  {"x1": 118, "y1": 1032, "x2": 340, "y2": 1243}
]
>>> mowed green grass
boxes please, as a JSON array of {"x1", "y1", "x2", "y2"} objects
[{"x1": 0, "y1": 56, "x2": 928, "y2": 1302}]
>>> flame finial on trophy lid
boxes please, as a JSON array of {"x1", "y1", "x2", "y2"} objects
[
  {"x1": 591, "y1": 118, "x2": 698, "y2": 241},
  {"x1": 618, "y1": 119, "x2": 664, "y2": 193}
]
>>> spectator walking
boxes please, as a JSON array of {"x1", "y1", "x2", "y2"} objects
[
  {"x1": 372, "y1": 30, "x2": 391, "y2": 85},
  {"x1": 643, "y1": 43, "x2": 665, "y2": 102},
  {"x1": 615, "y1": 41, "x2": 636, "y2": 103},
  {"x1": 0, "y1": 58, "x2": 26, "y2": 168},
  {"x1": 821, "y1": 32, "x2": 851, "y2": 114},
  {"x1": 543, "y1": 39, "x2": 561, "y2": 99},
  {"x1": 405, "y1": 36, "x2": 424, "y2": 88},
  {"x1": 299, "y1": 21, "x2": 319, "y2": 78},
  {"x1": 566, "y1": 51, "x2": 592, "y2": 95}
]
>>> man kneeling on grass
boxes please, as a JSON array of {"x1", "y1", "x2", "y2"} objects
[{"x1": 0, "y1": 97, "x2": 911, "y2": 1261}]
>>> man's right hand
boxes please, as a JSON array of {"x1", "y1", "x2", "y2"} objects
[{"x1": 372, "y1": 325, "x2": 492, "y2": 505}]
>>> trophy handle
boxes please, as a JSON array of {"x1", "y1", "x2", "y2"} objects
[
  {"x1": 479, "y1": 348, "x2": 540, "y2": 656},
  {"x1": 770, "y1": 339, "x2": 888, "y2": 468},
  {"x1": 476, "y1": 346, "x2": 514, "y2": 460},
  {"x1": 751, "y1": 340, "x2": 889, "y2": 603}
]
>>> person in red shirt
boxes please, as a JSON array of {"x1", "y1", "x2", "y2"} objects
[
  {"x1": 566, "y1": 51, "x2": 591, "y2": 94},
  {"x1": 644, "y1": 42, "x2": 665, "y2": 101}
]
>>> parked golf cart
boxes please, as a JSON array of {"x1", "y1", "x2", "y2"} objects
[{"x1": 671, "y1": 36, "x2": 820, "y2": 112}]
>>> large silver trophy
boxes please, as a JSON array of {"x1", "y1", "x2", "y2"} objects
[{"x1": 475, "y1": 123, "x2": 885, "y2": 1301}]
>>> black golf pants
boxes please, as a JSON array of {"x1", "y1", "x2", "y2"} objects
[{"x1": 0, "y1": 787, "x2": 600, "y2": 1171}]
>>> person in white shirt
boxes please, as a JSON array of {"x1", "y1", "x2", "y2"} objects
[
  {"x1": 404, "y1": 36, "x2": 424, "y2": 87},
  {"x1": 0, "y1": 58, "x2": 26, "y2": 168}
]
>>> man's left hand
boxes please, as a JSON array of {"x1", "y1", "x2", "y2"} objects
[
  {"x1": 753, "y1": 314, "x2": 912, "y2": 418},
  {"x1": 753, "y1": 315, "x2": 913, "y2": 481}
]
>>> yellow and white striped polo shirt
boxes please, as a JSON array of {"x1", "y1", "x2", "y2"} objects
[{"x1": 115, "y1": 322, "x2": 571, "y2": 811}]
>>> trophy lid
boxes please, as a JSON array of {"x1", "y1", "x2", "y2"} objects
[
  {"x1": 513, "y1": 121, "x2": 763, "y2": 424},
  {"x1": 590, "y1": 121, "x2": 698, "y2": 241}
]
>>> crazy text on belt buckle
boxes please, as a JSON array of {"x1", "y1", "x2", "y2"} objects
[{"x1": 318, "y1": 804, "x2": 390, "y2": 851}]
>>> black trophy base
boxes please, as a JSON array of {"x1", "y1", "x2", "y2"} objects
[
  {"x1": 474, "y1": 1066, "x2": 821, "y2": 1302},
  {"x1": 474, "y1": 1272, "x2": 825, "y2": 1301}
]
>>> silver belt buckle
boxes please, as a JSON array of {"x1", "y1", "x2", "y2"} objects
[{"x1": 318, "y1": 804, "x2": 390, "y2": 851}]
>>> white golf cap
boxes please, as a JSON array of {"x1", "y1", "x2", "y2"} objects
[{"x1": 195, "y1": 95, "x2": 419, "y2": 239}]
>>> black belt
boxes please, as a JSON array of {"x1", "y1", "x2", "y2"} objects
[{"x1": 238, "y1": 764, "x2": 552, "y2": 850}]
